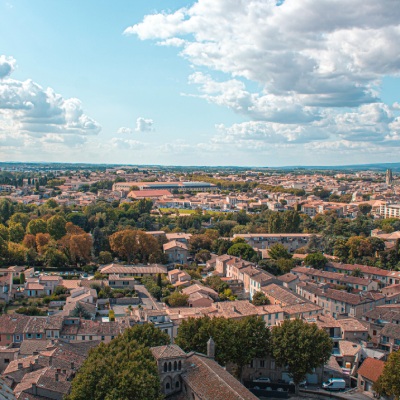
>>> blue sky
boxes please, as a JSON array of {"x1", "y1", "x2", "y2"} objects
[{"x1": 1, "y1": 0, "x2": 400, "y2": 166}]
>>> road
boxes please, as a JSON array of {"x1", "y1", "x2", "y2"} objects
[{"x1": 135, "y1": 284, "x2": 163, "y2": 310}]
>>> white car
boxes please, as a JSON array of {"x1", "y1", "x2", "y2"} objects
[
  {"x1": 289, "y1": 380, "x2": 307, "y2": 387},
  {"x1": 253, "y1": 377, "x2": 271, "y2": 383}
]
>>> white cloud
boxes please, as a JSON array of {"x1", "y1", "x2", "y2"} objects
[
  {"x1": 135, "y1": 117, "x2": 154, "y2": 132},
  {"x1": 127, "y1": 0, "x2": 400, "y2": 157},
  {"x1": 116, "y1": 126, "x2": 133, "y2": 134},
  {"x1": 110, "y1": 138, "x2": 146, "y2": 150},
  {"x1": 0, "y1": 56, "x2": 101, "y2": 140},
  {"x1": 0, "y1": 55, "x2": 16, "y2": 79}
]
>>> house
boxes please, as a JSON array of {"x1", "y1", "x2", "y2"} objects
[
  {"x1": 233, "y1": 233, "x2": 320, "y2": 252},
  {"x1": 362, "y1": 305, "x2": 400, "y2": 339},
  {"x1": 135, "y1": 309, "x2": 174, "y2": 340},
  {"x1": 163, "y1": 240, "x2": 189, "y2": 264},
  {"x1": 151, "y1": 343, "x2": 258, "y2": 399},
  {"x1": 167, "y1": 269, "x2": 191, "y2": 287},
  {"x1": 165, "y1": 232, "x2": 192, "y2": 244},
  {"x1": 379, "y1": 323, "x2": 400, "y2": 352},
  {"x1": 182, "y1": 284, "x2": 218, "y2": 308},
  {"x1": 107, "y1": 275, "x2": 136, "y2": 289},
  {"x1": 326, "y1": 262, "x2": 400, "y2": 287},
  {"x1": 357, "y1": 358, "x2": 385, "y2": 395},
  {"x1": 99, "y1": 263, "x2": 167, "y2": 277},
  {"x1": 292, "y1": 266, "x2": 378, "y2": 291},
  {"x1": 277, "y1": 273, "x2": 299, "y2": 291}
]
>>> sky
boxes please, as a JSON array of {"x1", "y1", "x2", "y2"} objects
[{"x1": 1, "y1": 0, "x2": 400, "y2": 167}]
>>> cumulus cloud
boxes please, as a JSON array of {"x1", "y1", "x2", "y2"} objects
[
  {"x1": 135, "y1": 117, "x2": 154, "y2": 132},
  {"x1": 0, "y1": 55, "x2": 16, "y2": 79},
  {"x1": 0, "y1": 55, "x2": 101, "y2": 156},
  {"x1": 116, "y1": 126, "x2": 133, "y2": 134},
  {"x1": 110, "y1": 138, "x2": 146, "y2": 150},
  {"x1": 127, "y1": 0, "x2": 400, "y2": 157}
]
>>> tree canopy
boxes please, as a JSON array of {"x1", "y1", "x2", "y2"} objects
[
  {"x1": 67, "y1": 324, "x2": 170, "y2": 400},
  {"x1": 272, "y1": 319, "x2": 332, "y2": 393}
]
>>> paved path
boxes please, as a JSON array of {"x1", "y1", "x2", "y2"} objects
[{"x1": 135, "y1": 284, "x2": 163, "y2": 310}]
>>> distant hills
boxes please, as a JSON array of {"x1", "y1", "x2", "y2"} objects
[{"x1": 0, "y1": 161, "x2": 399, "y2": 172}]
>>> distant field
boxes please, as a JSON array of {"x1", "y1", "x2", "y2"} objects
[
  {"x1": 159, "y1": 208, "x2": 223, "y2": 215},
  {"x1": 159, "y1": 208, "x2": 198, "y2": 215}
]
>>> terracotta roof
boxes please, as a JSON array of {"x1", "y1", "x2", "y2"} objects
[
  {"x1": 380, "y1": 323, "x2": 400, "y2": 340},
  {"x1": 183, "y1": 353, "x2": 258, "y2": 400},
  {"x1": 150, "y1": 344, "x2": 186, "y2": 360},
  {"x1": 277, "y1": 273, "x2": 299, "y2": 283},
  {"x1": 357, "y1": 358, "x2": 385, "y2": 383},
  {"x1": 163, "y1": 240, "x2": 188, "y2": 251}
]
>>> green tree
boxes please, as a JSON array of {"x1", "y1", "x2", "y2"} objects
[
  {"x1": 19, "y1": 272, "x2": 25, "y2": 285},
  {"x1": 98, "y1": 251, "x2": 113, "y2": 264},
  {"x1": 304, "y1": 252, "x2": 327, "y2": 269},
  {"x1": 175, "y1": 316, "x2": 270, "y2": 381},
  {"x1": 251, "y1": 291, "x2": 270, "y2": 306},
  {"x1": 374, "y1": 351, "x2": 400, "y2": 399},
  {"x1": 70, "y1": 303, "x2": 92, "y2": 319},
  {"x1": 272, "y1": 319, "x2": 332, "y2": 395},
  {"x1": 351, "y1": 268, "x2": 364, "y2": 278},
  {"x1": 227, "y1": 242, "x2": 258, "y2": 262},
  {"x1": 359, "y1": 203, "x2": 372, "y2": 215},
  {"x1": 195, "y1": 249, "x2": 211, "y2": 263},
  {"x1": 47, "y1": 214, "x2": 67, "y2": 240},
  {"x1": 44, "y1": 247, "x2": 69, "y2": 268},
  {"x1": 67, "y1": 325, "x2": 169, "y2": 400},
  {"x1": 8, "y1": 223, "x2": 25, "y2": 243},
  {"x1": 26, "y1": 219, "x2": 47, "y2": 235},
  {"x1": 268, "y1": 243, "x2": 292, "y2": 260},
  {"x1": 188, "y1": 234, "x2": 212, "y2": 253},
  {"x1": 8, "y1": 213, "x2": 30, "y2": 229},
  {"x1": 166, "y1": 291, "x2": 189, "y2": 307}
]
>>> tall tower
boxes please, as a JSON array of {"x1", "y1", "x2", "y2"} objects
[{"x1": 386, "y1": 169, "x2": 393, "y2": 185}]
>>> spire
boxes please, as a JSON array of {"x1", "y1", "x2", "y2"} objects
[{"x1": 207, "y1": 337, "x2": 215, "y2": 359}]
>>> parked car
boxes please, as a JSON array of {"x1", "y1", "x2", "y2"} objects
[
  {"x1": 253, "y1": 377, "x2": 271, "y2": 383},
  {"x1": 322, "y1": 378, "x2": 346, "y2": 391},
  {"x1": 289, "y1": 379, "x2": 307, "y2": 387}
]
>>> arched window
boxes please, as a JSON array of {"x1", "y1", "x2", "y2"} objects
[
  {"x1": 164, "y1": 362, "x2": 167, "y2": 372},
  {"x1": 178, "y1": 360, "x2": 182, "y2": 370},
  {"x1": 176, "y1": 381, "x2": 180, "y2": 388},
  {"x1": 168, "y1": 362, "x2": 172, "y2": 371},
  {"x1": 174, "y1": 361, "x2": 177, "y2": 371},
  {"x1": 166, "y1": 383, "x2": 170, "y2": 390}
]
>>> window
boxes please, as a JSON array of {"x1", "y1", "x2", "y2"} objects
[
  {"x1": 260, "y1": 360, "x2": 265, "y2": 368},
  {"x1": 271, "y1": 360, "x2": 275, "y2": 369},
  {"x1": 82, "y1": 336, "x2": 85, "y2": 341},
  {"x1": 168, "y1": 362, "x2": 172, "y2": 371},
  {"x1": 4, "y1": 359, "x2": 9, "y2": 364},
  {"x1": 36, "y1": 334, "x2": 41, "y2": 339},
  {"x1": 164, "y1": 363, "x2": 168, "y2": 372},
  {"x1": 178, "y1": 360, "x2": 181, "y2": 370},
  {"x1": 174, "y1": 361, "x2": 177, "y2": 371},
  {"x1": 176, "y1": 381, "x2": 180, "y2": 388},
  {"x1": 27, "y1": 333, "x2": 32, "y2": 339},
  {"x1": 89, "y1": 336, "x2": 93, "y2": 340},
  {"x1": 101, "y1": 336, "x2": 105, "y2": 341},
  {"x1": 166, "y1": 383, "x2": 170, "y2": 390}
]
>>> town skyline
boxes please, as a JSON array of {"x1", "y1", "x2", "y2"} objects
[{"x1": 1, "y1": 0, "x2": 400, "y2": 166}]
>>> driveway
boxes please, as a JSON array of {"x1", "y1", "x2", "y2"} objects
[{"x1": 135, "y1": 284, "x2": 163, "y2": 310}]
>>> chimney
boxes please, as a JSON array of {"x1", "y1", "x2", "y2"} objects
[
  {"x1": 17, "y1": 362, "x2": 23, "y2": 370},
  {"x1": 207, "y1": 337, "x2": 215, "y2": 359},
  {"x1": 232, "y1": 306, "x2": 237, "y2": 313}
]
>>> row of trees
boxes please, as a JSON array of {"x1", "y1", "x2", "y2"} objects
[
  {"x1": 175, "y1": 316, "x2": 332, "y2": 393},
  {"x1": 67, "y1": 317, "x2": 332, "y2": 399}
]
